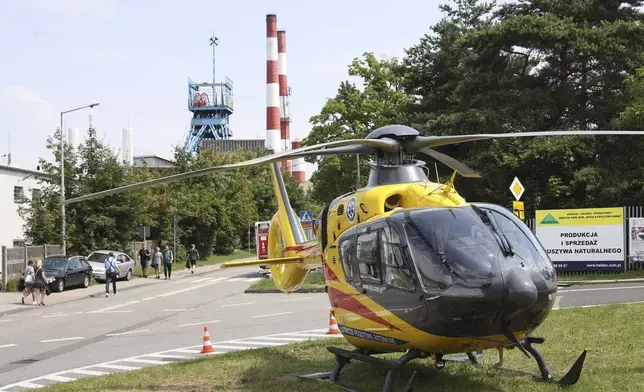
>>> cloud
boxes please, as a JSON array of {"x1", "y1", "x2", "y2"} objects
[
  {"x1": 0, "y1": 86, "x2": 59, "y2": 120},
  {"x1": 0, "y1": 86, "x2": 60, "y2": 169}
]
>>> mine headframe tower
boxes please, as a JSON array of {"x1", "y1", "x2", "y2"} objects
[{"x1": 185, "y1": 33, "x2": 234, "y2": 153}]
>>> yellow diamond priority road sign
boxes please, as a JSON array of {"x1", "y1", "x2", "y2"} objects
[{"x1": 509, "y1": 177, "x2": 525, "y2": 201}]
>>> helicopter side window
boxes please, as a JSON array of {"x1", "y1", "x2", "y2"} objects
[
  {"x1": 338, "y1": 239, "x2": 354, "y2": 282},
  {"x1": 381, "y1": 225, "x2": 415, "y2": 291},
  {"x1": 356, "y1": 231, "x2": 381, "y2": 283}
]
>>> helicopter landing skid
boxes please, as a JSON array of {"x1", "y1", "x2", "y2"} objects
[
  {"x1": 498, "y1": 336, "x2": 587, "y2": 387},
  {"x1": 297, "y1": 346, "x2": 426, "y2": 392}
]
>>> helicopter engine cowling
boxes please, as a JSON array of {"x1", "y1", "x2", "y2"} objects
[{"x1": 267, "y1": 214, "x2": 310, "y2": 293}]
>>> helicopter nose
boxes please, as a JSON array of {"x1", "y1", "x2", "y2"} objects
[{"x1": 504, "y1": 266, "x2": 538, "y2": 313}]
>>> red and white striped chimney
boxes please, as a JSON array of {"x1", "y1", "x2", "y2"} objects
[
  {"x1": 291, "y1": 138, "x2": 306, "y2": 183},
  {"x1": 266, "y1": 14, "x2": 281, "y2": 153},
  {"x1": 278, "y1": 30, "x2": 291, "y2": 171}
]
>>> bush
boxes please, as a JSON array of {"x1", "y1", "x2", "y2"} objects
[{"x1": 1, "y1": 276, "x2": 21, "y2": 292}]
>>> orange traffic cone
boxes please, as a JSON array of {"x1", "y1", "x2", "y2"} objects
[
  {"x1": 327, "y1": 309, "x2": 341, "y2": 335},
  {"x1": 200, "y1": 326, "x2": 215, "y2": 354}
]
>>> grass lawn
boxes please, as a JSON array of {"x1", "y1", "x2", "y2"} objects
[
  {"x1": 247, "y1": 270, "x2": 325, "y2": 291},
  {"x1": 40, "y1": 302, "x2": 644, "y2": 392}
]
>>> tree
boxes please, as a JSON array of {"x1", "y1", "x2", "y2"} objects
[
  {"x1": 305, "y1": 52, "x2": 412, "y2": 204},
  {"x1": 19, "y1": 123, "x2": 148, "y2": 255},
  {"x1": 400, "y1": 0, "x2": 644, "y2": 211}
]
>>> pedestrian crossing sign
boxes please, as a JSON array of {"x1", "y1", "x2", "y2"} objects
[{"x1": 299, "y1": 210, "x2": 314, "y2": 223}]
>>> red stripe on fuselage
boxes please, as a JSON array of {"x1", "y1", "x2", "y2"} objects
[
  {"x1": 324, "y1": 261, "x2": 340, "y2": 282},
  {"x1": 327, "y1": 286, "x2": 402, "y2": 332}
]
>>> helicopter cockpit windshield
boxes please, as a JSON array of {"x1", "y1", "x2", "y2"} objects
[{"x1": 392, "y1": 204, "x2": 554, "y2": 294}]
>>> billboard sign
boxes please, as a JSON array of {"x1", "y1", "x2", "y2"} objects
[
  {"x1": 628, "y1": 217, "x2": 644, "y2": 259},
  {"x1": 255, "y1": 221, "x2": 270, "y2": 260},
  {"x1": 535, "y1": 207, "x2": 625, "y2": 271}
]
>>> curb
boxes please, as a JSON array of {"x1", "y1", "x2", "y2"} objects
[
  {"x1": 560, "y1": 278, "x2": 644, "y2": 285},
  {"x1": 244, "y1": 287, "x2": 326, "y2": 294}
]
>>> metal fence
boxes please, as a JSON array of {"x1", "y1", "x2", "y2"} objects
[{"x1": 1, "y1": 244, "x2": 63, "y2": 291}]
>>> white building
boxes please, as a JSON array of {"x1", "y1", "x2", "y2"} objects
[{"x1": 0, "y1": 164, "x2": 51, "y2": 248}]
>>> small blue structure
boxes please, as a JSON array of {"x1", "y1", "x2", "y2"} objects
[{"x1": 184, "y1": 34, "x2": 234, "y2": 153}]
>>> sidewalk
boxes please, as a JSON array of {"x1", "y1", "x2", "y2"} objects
[{"x1": 0, "y1": 261, "x2": 245, "y2": 317}]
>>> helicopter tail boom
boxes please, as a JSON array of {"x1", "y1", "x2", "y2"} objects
[{"x1": 220, "y1": 256, "x2": 304, "y2": 268}]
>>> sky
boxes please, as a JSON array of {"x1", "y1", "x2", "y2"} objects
[{"x1": 0, "y1": 0, "x2": 449, "y2": 179}]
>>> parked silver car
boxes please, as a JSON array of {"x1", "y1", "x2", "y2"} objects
[{"x1": 87, "y1": 250, "x2": 135, "y2": 282}]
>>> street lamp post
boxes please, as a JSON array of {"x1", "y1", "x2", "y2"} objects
[{"x1": 60, "y1": 102, "x2": 100, "y2": 255}]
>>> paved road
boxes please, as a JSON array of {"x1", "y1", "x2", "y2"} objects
[
  {"x1": 0, "y1": 265, "x2": 332, "y2": 390},
  {"x1": 555, "y1": 282, "x2": 644, "y2": 309},
  {"x1": 1, "y1": 273, "x2": 644, "y2": 391}
]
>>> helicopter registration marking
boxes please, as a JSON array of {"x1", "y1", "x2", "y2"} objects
[{"x1": 339, "y1": 325, "x2": 408, "y2": 345}]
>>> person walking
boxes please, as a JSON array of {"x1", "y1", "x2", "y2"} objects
[
  {"x1": 32, "y1": 259, "x2": 48, "y2": 306},
  {"x1": 163, "y1": 246, "x2": 174, "y2": 280},
  {"x1": 186, "y1": 244, "x2": 199, "y2": 274},
  {"x1": 152, "y1": 247, "x2": 162, "y2": 279},
  {"x1": 138, "y1": 245, "x2": 150, "y2": 278},
  {"x1": 21, "y1": 260, "x2": 35, "y2": 305},
  {"x1": 104, "y1": 252, "x2": 120, "y2": 297}
]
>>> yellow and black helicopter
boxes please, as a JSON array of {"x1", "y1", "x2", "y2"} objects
[{"x1": 65, "y1": 125, "x2": 644, "y2": 391}]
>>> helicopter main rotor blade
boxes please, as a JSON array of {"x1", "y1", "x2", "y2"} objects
[
  {"x1": 418, "y1": 147, "x2": 482, "y2": 178},
  {"x1": 286, "y1": 144, "x2": 375, "y2": 159},
  {"x1": 64, "y1": 137, "x2": 399, "y2": 205},
  {"x1": 405, "y1": 130, "x2": 644, "y2": 152}
]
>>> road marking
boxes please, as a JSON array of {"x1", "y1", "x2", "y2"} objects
[
  {"x1": 280, "y1": 297, "x2": 312, "y2": 302},
  {"x1": 252, "y1": 311, "x2": 294, "y2": 318},
  {"x1": 259, "y1": 337, "x2": 305, "y2": 341},
  {"x1": 43, "y1": 314, "x2": 69, "y2": 318},
  {"x1": 221, "y1": 302, "x2": 254, "y2": 307},
  {"x1": 0, "y1": 320, "x2": 13, "y2": 323},
  {"x1": 14, "y1": 381, "x2": 44, "y2": 389},
  {"x1": 228, "y1": 340, "x2": 282, "y2": 346},
  {"x1": 559, "y1": 285, "x2": 644, "y2": 293},
  {"x1": 126, "y1": 300, "x2": 141, "y2": 305},
  {"x1": 552, "y1": 300, "x2": 644, "y2": 310},
  {"x1": 289, "y1": 332, "x2": 332, "y2": 338},
  {"x1": 178, "y1": 320, "x2": 222, "y2": 327},
  {"x1": 42, "y1": 375, "x2": 75, "y2": 382},
  {"x1": 245, "y1": 278, "x2": 262, "y2": 282},
  {"x1": 96, "y1": 364, "x2": 140, "y2": 370},
  {"x1": 102, "y1": 310, "x2": 133, "y2": 314},
  {"x1": 0, "y1": 328, "x2": 340, "y2": 392},
  {"x1": 106, "y1": 329, "x2": 149, "y2": 337},
  {"x1": 192, "y1": 277, "x2": 211, "y2": 283},
  {"x1": 147, "y1": 353, "x2": 192, "y2": 359},
  {"x1": 156, "y1": 277, "x2": 227, "y2": 298},
  {"x1": 553, "y1": 295, "x2": 563, "y2": 309},
  {"x1": 122, "y1": 358, "x2": 169, "y2": 365},
  {"x1": 143, "y1": 297, "x2": 155, "y2": 301},
  {"x1": 40, "y1": 337, "x2": 84, "y2": 343},
  {"x1": 162, "y1": 308, "x2": 193, "y2": 312},
  {"x1": 0, "y1": 344, "x2": 17, "y2": 348},
  {"x1": 67, "y1": 369, "x2": 106, "y2": 376},
  {"x1": 226, "y1": 277, "x2": 244, "y2": 282}
]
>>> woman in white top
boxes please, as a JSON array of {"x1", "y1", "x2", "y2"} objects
[{"x1": 22, "y1": 260, "x2": 35, "y2": 305}]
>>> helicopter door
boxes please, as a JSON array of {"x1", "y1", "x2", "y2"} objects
[
  {"x1": 354, "y1": 223, "x2": 391, "y2": 332},
  {"x1": 378, "y1": 221, "x2": 420, "y2": 331}
]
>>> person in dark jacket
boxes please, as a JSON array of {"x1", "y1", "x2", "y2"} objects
[{"x1": 186, "y1": 244, "x2": 199, "y2": 274}]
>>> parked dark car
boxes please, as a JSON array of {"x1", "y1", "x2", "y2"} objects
[{"x1": 43, "y1": 255, "x2": 93, "y2": 292}]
